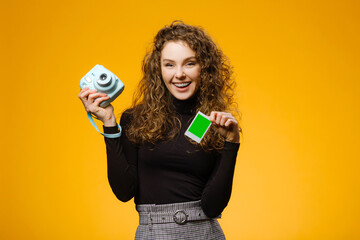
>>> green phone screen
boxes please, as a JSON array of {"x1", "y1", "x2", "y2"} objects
[{"x1": 188, "y1": 114, "x2": 211, "y2": 138}]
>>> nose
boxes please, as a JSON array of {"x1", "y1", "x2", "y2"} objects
[{"x1": 175, "y1": 67, "x2": 186, "y2": 79}]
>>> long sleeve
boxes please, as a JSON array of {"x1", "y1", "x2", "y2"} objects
[
  {"x1": 103, "y1": 112, "x2": 138, "y2": 202},
  {"x1": 201, "y1": 141, "x2": 240, "y2": 218}
]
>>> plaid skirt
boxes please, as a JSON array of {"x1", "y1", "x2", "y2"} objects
[{"x1": 135, "y1": 200, "x2": 225, "y2": 240}]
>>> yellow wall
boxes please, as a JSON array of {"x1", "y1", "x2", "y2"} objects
[{"x1": 1, "y1": 0, "x2": 359, "y2": 239}]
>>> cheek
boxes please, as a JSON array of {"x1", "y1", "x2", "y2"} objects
[
  {"x1": 161, "y1": 69, "x2": 172, "y2": 83},
  {"x1": 188, "y1": 68, "x2": 201, "y2": 82},
  {"x1": 161, "y1": 69, "x2": 168, "y2": 83}
]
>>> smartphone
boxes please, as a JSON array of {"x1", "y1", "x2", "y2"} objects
[{"x1": 185, "y1": 111, "x2": 212, "y2": 143}]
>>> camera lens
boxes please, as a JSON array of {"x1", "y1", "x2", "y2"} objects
[{"x1": 100, "y1": 74, "x2": 107, "y2": 80}]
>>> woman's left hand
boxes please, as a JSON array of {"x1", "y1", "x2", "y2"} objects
[{"x1": 209, "y1": 111, "x2": 240, "y2": 143}]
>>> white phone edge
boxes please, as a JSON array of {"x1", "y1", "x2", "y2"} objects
[{"x1": 184, "y1": 111, "x2": 212, "y2": 143}]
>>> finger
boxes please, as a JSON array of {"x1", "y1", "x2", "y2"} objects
[
  {"x1": 216, "y1": 112, "x2": 230, "y2": 125},
  {"x1": 78, "y1": 87, "x2": 89, "y2": 97},
  {"x1": 79, "y1": 88, "x2": 96, "y2": 100},
  {"x1": 94, "y1": 95, "x2": 110, "y2": 106},
  {"x1": 209, "y1": 111, "x2": 217, "y2": 123},
  {"x1": 219, "y1": 114, "x2": 229, "y2": 126},
  {"x1": 88, "y1": 92, "x2": 107, "y2": 102},
  {"x1": 78, "y1": 87, "x2": 91, "y2": 98},
  {"x1": 225, "y1": 118, "x2": 238, "y2": 128},
  {"x1": 215, "y1": 112, "x2": 222, "y2": 125}
]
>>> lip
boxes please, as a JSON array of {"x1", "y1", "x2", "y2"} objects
[{"x1": 172, "y1": 82, "x2": 192, "y2": 92}]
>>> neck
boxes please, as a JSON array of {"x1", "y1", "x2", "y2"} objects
[{"x1": 171, "y1": 93, "x2": 198, "y2": 115}]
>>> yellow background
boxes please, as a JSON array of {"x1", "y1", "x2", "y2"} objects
[{"x1": 1, "y1": 0, "x2": 359, "y2": 239}]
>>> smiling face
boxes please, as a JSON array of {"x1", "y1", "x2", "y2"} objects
[{"x1": 161, "y1": 41, "x2": 201, "y2": 100}]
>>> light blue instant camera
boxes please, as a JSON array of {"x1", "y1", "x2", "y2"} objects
[{"x1": 80, "y1": 64, "x2": 124, "y2": 107}]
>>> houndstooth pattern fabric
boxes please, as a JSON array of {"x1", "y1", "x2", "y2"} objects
[{"x1": 135, "y1": 201, "x2": 226, "y2": 240}]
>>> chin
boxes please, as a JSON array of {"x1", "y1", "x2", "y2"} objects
[{"x1": 172, "y1": 92, "x2": 194, "y2": 100}]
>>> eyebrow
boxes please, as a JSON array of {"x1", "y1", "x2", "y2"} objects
[{"x1": 162, "y1": 57, "x2": 197, "y2": 62}]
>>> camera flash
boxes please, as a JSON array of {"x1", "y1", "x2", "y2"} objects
[{"x1": 85, "y1": 76, "x2": 92, "y2": 83}]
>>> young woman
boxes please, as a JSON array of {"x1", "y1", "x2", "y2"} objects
[{"x1": 79, "y1": 21, "x2": 240, "y2": 240}]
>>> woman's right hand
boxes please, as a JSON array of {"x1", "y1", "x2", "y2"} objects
[{"x1": 78, "y1": 87, "x2": 117, "y2": 126}]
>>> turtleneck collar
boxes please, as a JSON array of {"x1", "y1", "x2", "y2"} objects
[{"x1": 171, "y1": 92, "x2": 198, "y2": 115}]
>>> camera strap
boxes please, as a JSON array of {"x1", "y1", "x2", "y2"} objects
[{"x1": 87, "y1": 112, "x2": 122, "y2": 138}]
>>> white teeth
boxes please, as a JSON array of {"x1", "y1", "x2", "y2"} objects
[{"x1": 174, "y1": 82, "x2": 191, "y2": 88}]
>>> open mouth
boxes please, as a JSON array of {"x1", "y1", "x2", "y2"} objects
[{"x1": 173, "y1": 82, "x2": 191, "y2": 88}]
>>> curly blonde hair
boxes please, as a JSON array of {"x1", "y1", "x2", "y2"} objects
[{"x1": 126, "y1": 21, "x2": 238, "y2": 151}]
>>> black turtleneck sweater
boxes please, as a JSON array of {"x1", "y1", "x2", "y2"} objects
[{"x1": 103, "y1": 97, "x2": 239, "y2": 218}]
